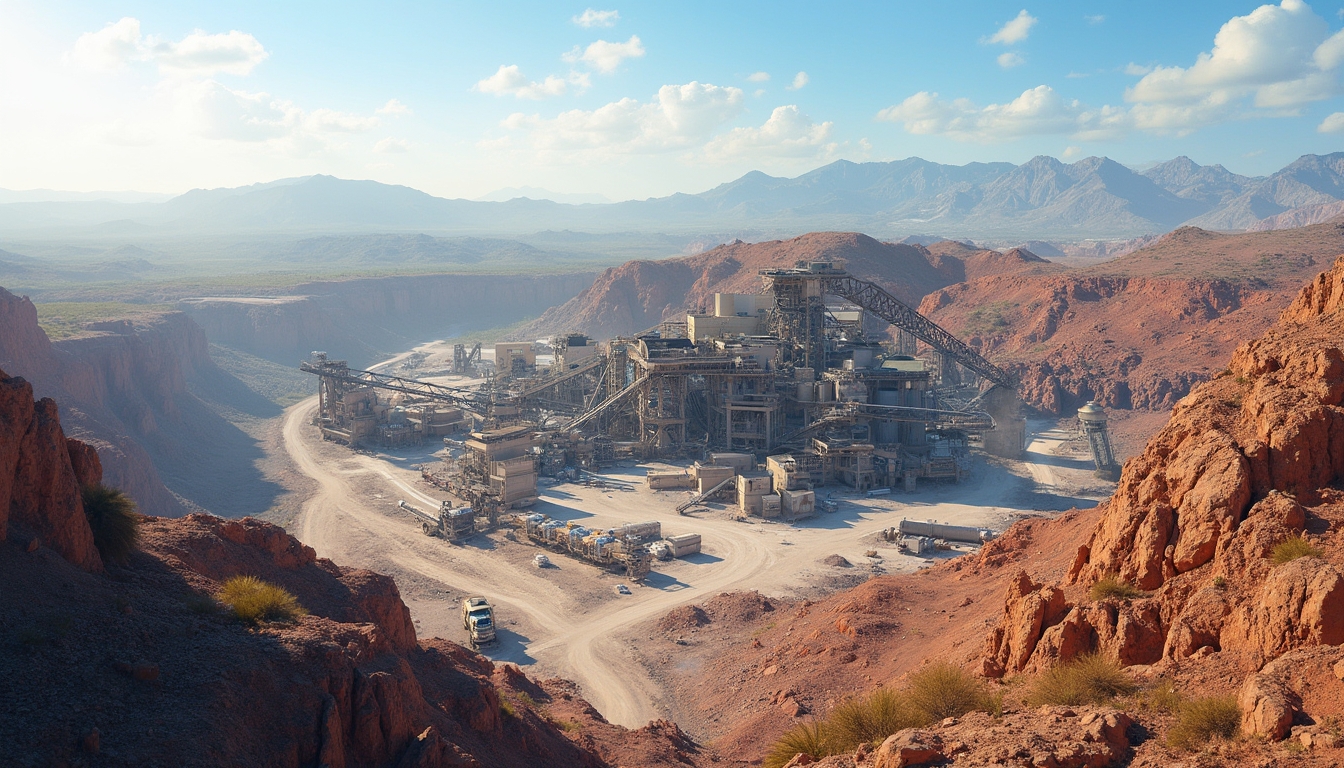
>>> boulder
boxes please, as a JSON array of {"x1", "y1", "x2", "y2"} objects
[
  {"x1": 874, "y1": 730, "x2": 943, "y2": 768},
  {"x1": 1239, "y1": 672, "x2": 1294, "y2": 740}
]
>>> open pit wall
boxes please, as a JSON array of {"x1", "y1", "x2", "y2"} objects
[{"x1": 181, "y1": 272, "x2": 596, "y2": 367}]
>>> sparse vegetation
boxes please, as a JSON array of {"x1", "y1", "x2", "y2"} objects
[
  {"x1": 961, "y1": 301, "x2": 1015, "y2": 337},
  {"x1": 905, "y1": 662, "x2": 994, "y2": 721},
  {"x1": 1167, "y1": 695, "x2": 1240, "y2": 750},
  {"x1": 516, "y1": 691, "x2": 537, "y2": 708},
  {"x1": 763, "y1": 664, "x2": 997, "y2": 767},
  {"x1": 499, "y1": 700, "x2": 517, "y2": 719},
  {"x1": 1271, "y1": 535, "x2": 1323, "y2": 565},
  {"x1": 1026, "y1": 653, "x2": 1137, "y2": 706},
  {"x1": 35, "y1": 302, "x2": 173, "y2": 340},
  {"x1": 828, "y1": 689, "x2": 923, "y2": 750},
  {"x1": 218, "y1": 576, "x2": 307, "y2": 625},
  {"x1": 1139, "y1": 679, "x2": 1182, "y2": 713},
  {"x1": 1089, "y1": 575, "x2": 1146, "y2": 601},
  {"x1": 764, "y1": 721, "x2": 835, "y2": 768},
  {"x1": 1212, "y1": 576, "x2": 1227, "y2": 590},
  {"x1": 81, "y1": 484, "x2": 141, "y2": 563}
]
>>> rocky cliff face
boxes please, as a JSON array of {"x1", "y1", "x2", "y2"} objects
[
  {"x1": 0, "y1": 286, "x2": 285, "y2": 518},
  {"x1": 181, "y1": 272, "x2": 594, "y2": 366},
  {"x1": 0, "y1": 367, "x2": 102, "y2": 571},
  {"x1": 921, "y1": 221, "x2": 1344, "y2": 415},
  {"x1": 980, "y1": 255, "x2": 1344, "y2": 737},
  {"x1": 0, "y1": 387, "x2": 706, "y2": 766}
]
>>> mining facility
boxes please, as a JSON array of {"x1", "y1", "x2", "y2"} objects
[{"x1": 300, "y1": 260, "x2": 1027, "y2": 533}]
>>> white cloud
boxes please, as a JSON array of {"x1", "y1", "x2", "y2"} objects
[
  {"x1": 1061, "y1": 145, "x2": 1083, "y2": 159},
  {"x1": 572, "y1": 9, "x2": 619, "y2": 28},
  {"x1": 748, "y1": 71, "x2": 770, "y2": 82},
  {"x1": 376, "y1": 99, "x2": 411, "y2": 115},
  {"x1": 1124, "y1": 0, "x2": 1344, "y2": 132},
  {"x1": 475, "y1": 65, "x2": 568, "y2": 99},
  {"x1": 151, "y1": 30, "x2": 268, "y2": 76},
  {"x1": 184, "y1": 80, "x2": 377, "y2": 145},
  {"x1": 998, "y1": 52, "x2": 1025, "y2": 68},
  {"x1": 69, "y1": 18, "x2": 267, "y2": 76},
  {"x1": 754, "y1": 88, "x2": 766, "y2": 98},
  {"x1": 374, "y1": 137, "x2": 409, "y2": 153},
  {"x1": 70, "y1": 17, "x2": 146, "y2": 71},
  {"x1": 703, "y1": 105, "x2": 837, "y2": 161},
  {"x1": 500, "y1": 81, "x2": 744, "y2": 154},
  {"x1": 1085, "y1": 15, "x2": 1105, "y2": 25},
  {"x1": 564, "y1": 35, "x2": 645, "y2": 73},
  {"x1": 1319, "y1": 111, "x2": 1344, "y2": 131},
  {"x1": 876, "y1": 85, "x2": 1126, "y2": 143},
  {"x1": 1124, "y1": 63, "x2": 1153, "y2": 76},
  {"x1": 985, "y1": 10, "x2": 1038, "y2": 45},
  {"x1": 788, "y1": 71, "x2": 809, "y2": 90}
]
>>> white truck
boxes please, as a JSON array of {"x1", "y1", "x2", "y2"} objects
[{"x1": 460, "y1": 596, "x2": 496, "y2": 649}]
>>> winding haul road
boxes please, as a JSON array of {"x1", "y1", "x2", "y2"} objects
[{"x1": 283, "y1": 395, "x2": 1078, "y2": 727}]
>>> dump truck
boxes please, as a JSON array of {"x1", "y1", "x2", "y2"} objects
[
  {"x1": 460, "y1": 596, "x2": 496, "y2": 648},
  {"x1": 397, "y1": 500, "x2": 476, "y2": 540}
]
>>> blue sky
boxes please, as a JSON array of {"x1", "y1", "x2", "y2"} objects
[{"x1": 2, "y1": 0, "x2": 1343, "y2": 199}]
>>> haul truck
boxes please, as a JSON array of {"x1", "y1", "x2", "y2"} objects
[{"x1": 461, "y1": 596, "x2": 496, "y2": 649}]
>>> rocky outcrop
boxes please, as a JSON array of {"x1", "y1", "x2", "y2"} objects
[
  {"x1": 978, "y1": 254, "x2": 1344, "y2": 687},
  {"x1": 0, "y1": 367, "x2": 101, "y2": 571},
  {"x1": 0, "y1": 390, "x2": 705, "y2": 766}
]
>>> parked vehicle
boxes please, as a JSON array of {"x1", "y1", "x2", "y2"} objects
[
  {"x1": 533, "y1": 554, "x2": 551, "y2": 568},
  {"x1": 615, "y1": 584, "x2": 631, "y2": 595},
  {"x1": 460, "y1": 596, "x2": 496, "y2": 648}
]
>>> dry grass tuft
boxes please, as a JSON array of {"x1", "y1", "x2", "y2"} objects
[
  {"x1": 1167, "y1": 695, "x2": 1240, "y2": 750},
  {"x1": 219, "y1": 576, "x2": 307, "y2": 625},
  {"x1": 1089, "y1": 575, "x2": 1146, "y2": 601},
  {"x1": 1026, "y1": 653, "x2": 1137, "y2": 706},
  {"x1": 1271, "y1": 535, "x2": 1323, "y2": 565}
]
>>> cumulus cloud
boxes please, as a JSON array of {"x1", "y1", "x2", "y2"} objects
[
  {"x1": 374, "y1": 137, "x2": 409, "y2": 153},
  {"x1": 880, "y1": 0, "x2": 1344, "y2": 142},
  {"x1": 500, "y1": 81, "x2": 744, "y2": 153},
  {"x1": 70, "y1": 17, "x2": 267, "y2": 76},
  {"x1": 564, "y1": 35, "x2": 645, "y2": 73},
  {"x1": 152, "y1": 30, "x2": 268, "y2": 76},
  {"x1": 703, "y1": 105, "x2": 837, "y2": 161},
  {"x1": 748, "y1": 71, "x2": 770, "y2": 82},
  {"x1": 185, "y1": 80, "x2": 377, "y2": 144},
  {"x1": 876, "y1": 85, "x2": 1126, "y2": 143},
  {"x1": 998, "y1": 52, "x2": 1025, "y2": 68},
  {"x1": 70, "y1": 17, "x2": 146, "y2": 70},
  {"x1": 1124, "y1": 0, "x2": 1344, "y2": 132},
  {"x1": 985, "y1": 10, "x2": 1038, "y2": 45},
  {"x1": 376, "y1": 99, "x2": 412, "y2": 115},
  {"x1": 475, "y1": 65, "x2": 568, "y2": 99},
  {"x1": 1319, "y1": 111, "x2": 1344, "y2": 131},
  {"x1": 788, "y1": 71, "x2": 809, "y2": 90},
  {"x1": 1061, "y1": 145, "x2": 1083, "y2": 158},
  {"x1": 572, "y1": 9, "x2": 619, "y2": 27}
]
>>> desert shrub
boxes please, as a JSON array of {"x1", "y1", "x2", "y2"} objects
[
  {"x1": 1139, "y1": 679, "x2": 1182, "y2": 713},
  {"x1": 219, "y1": 576, "x2": 307, "y2": 625},
  {"x1": 906, "y1": 662, "x2": 992, "y2": 721},
  {"x1": 1027, "y1": 653, "x2": 1137, "y2": 706},
  {"x1": 828, "y1": 688, "x2": 923, "y2": 750},
  {"x1": 1167, "y1": 695, "x2": 1240, "y2": 750},
  {"x1": 81, "y1": 484, "x2": 140, "y2": 562},
  {"x1": 763, "y1": 721, "x2": 836, "y2": 768},
  {"x1": 1271, "y1": 535, "x2": 1323, "y2": 565},
  {"x1": 1089, "y1": 575, "x2": 1146, "y2": 601},
  {"x1": 499, "y1": 700, "x2": 516, "y2": 719}
]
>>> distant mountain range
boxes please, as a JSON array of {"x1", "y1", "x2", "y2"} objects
[{"x1": 2, "y1": 153, "x2": 1342, "y2": 241}]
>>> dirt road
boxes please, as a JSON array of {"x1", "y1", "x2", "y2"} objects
[{"x1": 284, "y1": 396, "x2": 1103, "y2": 727}]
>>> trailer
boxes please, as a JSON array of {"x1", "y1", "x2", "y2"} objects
[
  {"x1": 518, "y1": 514, "x2": 653, "y2": 581},
  {"x1": 897, "y1": 518, "x2": 995, "y2": 543},
  {"x1": 397, "y1": 500, "x2": 477, "y2": 540}
]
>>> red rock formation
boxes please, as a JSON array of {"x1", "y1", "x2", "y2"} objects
[
  {"x1": 0, "y1": 383, "x2": 707, "y2": 766},
  {"x1": 978, "y1": 254, "x2": 1344, "y2": 695},
  {"x1": 0, "y1": 367, "x2": 101, "y2": 571}
]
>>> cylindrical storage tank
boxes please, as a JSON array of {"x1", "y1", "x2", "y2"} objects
[{"x1": 875, "y1": 389, "x2": 900, "y2": 444}]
